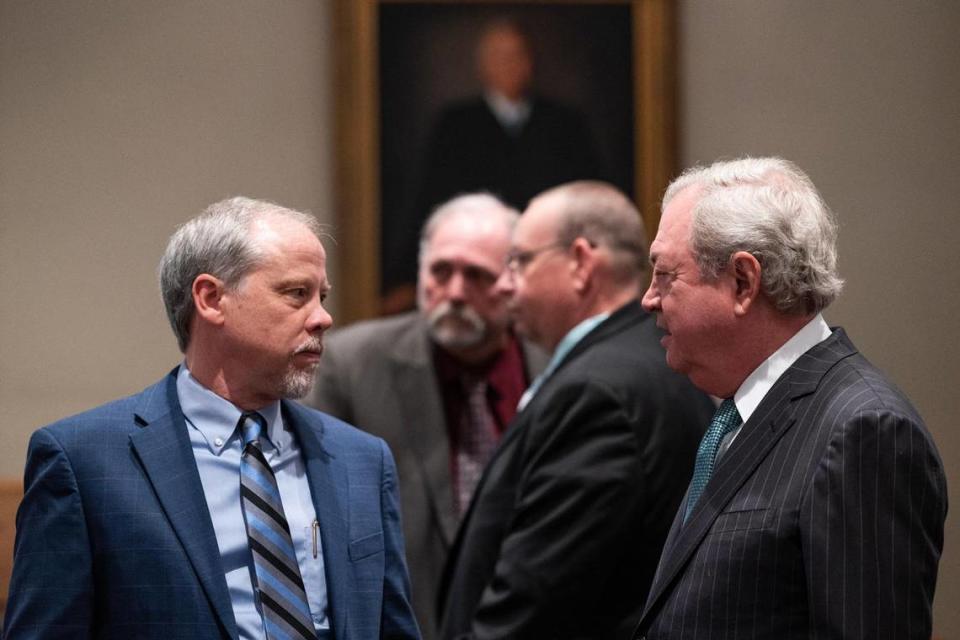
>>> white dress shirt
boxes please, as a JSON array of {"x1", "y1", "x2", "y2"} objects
[{"x1": 719, "y1": 314, "x2": 833, "y2": 458}]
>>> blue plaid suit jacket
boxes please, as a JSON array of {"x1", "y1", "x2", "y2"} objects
[{"x1": 3, "y1": 369, "x2": 420, "y2": 640}]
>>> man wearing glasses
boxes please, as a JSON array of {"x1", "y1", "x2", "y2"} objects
[{"x1": 438, "y1": 181, "x2": 713, "y2": 640}]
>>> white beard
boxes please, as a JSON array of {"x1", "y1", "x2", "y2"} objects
[
  {"x1": 426, "y1": 301, "x2": 487, "y2": 350},
  {"x1": 278, "y1": 363, "x2": 318, "y2": 399}
]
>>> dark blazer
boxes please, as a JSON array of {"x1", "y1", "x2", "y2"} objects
[
  {"x1": 633, "y1": 329, "x2": 947, "y2": 640},
  {"x1": 385, "y1": 96, "x2": 605, "y2": 291},
  {"x1": 438, "y1": 301, "x2": 714, "y2": 640},
  {"x1": 309, "y1": 311, "x2": 548, "y2": 640},
  {"x1": 3, "y1": 370, "x2": 420, "y2": 640},
  {"x1": 419, "y1": 96, "x2": 602, "y2": 212}
]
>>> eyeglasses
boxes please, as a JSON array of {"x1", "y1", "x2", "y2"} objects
[{"x1": 504, "y1": 242, "x2": 566, "y2": 275}]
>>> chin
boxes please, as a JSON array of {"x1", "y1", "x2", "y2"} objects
[
  {"x1": 279, "y1": 368, "x2": 318, "y2": 399},
  {"x1": 663, "y1": 351, "x2": 688, "y2": 375},
  {"x1": 437, "y1": 333, "x2": 484, "y2": 352}
]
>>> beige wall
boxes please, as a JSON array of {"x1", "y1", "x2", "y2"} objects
[
  {"x1": 1, "y1": 0, "x2": 957, "y2": 634},
  {"x1": 678, "y1": 1, "x2": 960, "y2": 634},
  {"x1": 0, "y1": 0, "x2": 336, "y2": 474}
]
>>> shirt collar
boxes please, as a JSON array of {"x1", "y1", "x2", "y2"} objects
[
  {"x1": 733, "y1": 314, "x2": 832, "y2": 423},
  {"x1": 483, "y1": 90, "x2": 531, "y2": 130},
  {"x1": 176, "y1": 364, "x2": 285, "y2": 456},
  {"x1": 544, "y1": 313, "x2": 610, "y2": 377}
]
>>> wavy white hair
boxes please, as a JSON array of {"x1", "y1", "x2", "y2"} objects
[{"x1": 664, "y1": 157, "x2": 844, "y2": 315}]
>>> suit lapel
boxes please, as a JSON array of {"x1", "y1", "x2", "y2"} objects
[
  {"x1": 562, "y1": 302, "x2": 643, "y2": 371},
  {"x1": 520, "y1": 339, "x2": 550, "y2": 381},
  {"x1": 439, "y1": 405, "x2": 530, "y2": 613},
  {"x1": 472, "y1": 303, "x2": 645, "y2": 495},
  {"x1": 642, "y1": 389, "x2": 797, "y2": 618},
  {"x1": 454, "y1": 401, "x2": 529, "y2": 538},
  {"x1": 284, "y1": 401, "x2": 350, "y2": 640},
  {"x1": 637, "y1": 329, "x2": 858, "y2": 632},
  {"x1": 522, "y1": 300, "x2": 645, "y2": 399},
  {"x1": 450, "y1": 313, "x2": 574, "y2": 529},
  {"x1": 446, "y1": 302, "x2": 645, "y2": 588},
  {"x1": 128, "y1": 372, "x2": 238, "y2": 639},
  {"x1": 391, "y1": 322, "x2": 459, "y2": 544}
]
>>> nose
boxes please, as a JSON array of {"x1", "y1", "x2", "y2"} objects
[
  {"x1": 307, "y1": 298, "x2": 334, "y2": 334},
  {"x1": 446, "y1": 270, "x2": 468, "y2": 302},
  {"x1": 641, "y1": 279, "x2": 660, "y2": 313},
  {"x1": 495, "y1": 268, "x2": 515, "y2": 297}
]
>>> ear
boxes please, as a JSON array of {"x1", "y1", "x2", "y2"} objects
[
  {"x1": 192, "y1": 274, "x2": 228, "y2": 327},
  {"x1": 730, "y1": 251, "x2": 762, "y2": 316},
  {"x1": 569, "y1": 237, "x2": 596, "y2": 293}
]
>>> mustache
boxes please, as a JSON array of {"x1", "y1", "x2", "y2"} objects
[
  {"x1": 428, "y1": 301, "x2": 484, "y2": 328},
  {"x1": 293, "y1": 337, "x2": 324, "y2": 355}
]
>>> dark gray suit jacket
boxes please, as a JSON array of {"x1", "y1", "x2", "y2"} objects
[
  {"x1": 308, "y1": 312, "x2": 548, "y2": 640},
  {"x1": 438, "y1": 301, "x2": 714, "y2": 640},
  {"x1": 633, "y1": 329, "x2": 947, "y2": 640}
]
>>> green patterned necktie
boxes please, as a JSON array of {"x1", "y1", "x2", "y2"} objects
[{"x1": 684, "y1": 399, "x2": 742, "y2": 523}]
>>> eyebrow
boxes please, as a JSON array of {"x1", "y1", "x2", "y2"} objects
[
  {"x1": 431, "y1": 258, "x2": 496, "y2": 273},
  {"x1": 276, "y1": 276, "x2": 328, "y2": 292}
]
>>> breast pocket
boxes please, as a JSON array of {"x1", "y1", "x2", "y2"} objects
[
  {"x1": 348, "y1": 530, "x2": 384, "y2": 562},
  {"x1": 710, "y1": 507, "x2": 770, "y2": 534}
]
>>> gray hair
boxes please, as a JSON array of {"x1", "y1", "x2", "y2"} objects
[
  {"x1": 538, "y1": 180, "x2": 648, "y2": 282},
  {"x1": 158, "y1": 196, "x2": 322, "y2": 352},
  {"x1": 418, "y1": 192, "x2": 520, "y2": 266},
  {"x1": 664, "y1": 156, "x2": 843, "y2": 315}
]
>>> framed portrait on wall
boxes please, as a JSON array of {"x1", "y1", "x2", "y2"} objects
[{"x1": 332, "y1": 0, "x2": 675, "y2": 323}]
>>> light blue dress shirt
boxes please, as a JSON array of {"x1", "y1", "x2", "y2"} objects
[
  {"x1": 517, "y1": 312, "x2": 610, "y2": 411},
  {"x1": 177, "y1": 365, "x2": 329, "y2": 639}
]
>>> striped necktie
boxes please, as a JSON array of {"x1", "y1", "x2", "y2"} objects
[
  {"x1": 239, "y1": 412, "x2": 316, "y2": 640},
  {"x1": 683, "y1": 399, "x2": 743, "y2": 523}
]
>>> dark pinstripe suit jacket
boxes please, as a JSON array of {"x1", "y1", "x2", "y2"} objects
[
  {"x1": 633, "y1": 328, "x2": 947, "y2": 640},
  {"x1": 3, "y1": 370, "x2": 420, "y2": 640}
]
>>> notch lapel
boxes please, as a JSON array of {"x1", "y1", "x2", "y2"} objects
[
  {"x1": 438, "y1": 404, "x2": 532, "y2": 614},
  {"x1": 637, "y1": 329, "x2": 857, "y2": 633},
  {"x1": 391, "y1": 325, "x2": 458, "y2": 544},
  {"x1": 641, "y1": 389, "x2": 797, "y2": 619},
  {"x1": 128, "y1": 373, "x2": 238, "y2": 639}
]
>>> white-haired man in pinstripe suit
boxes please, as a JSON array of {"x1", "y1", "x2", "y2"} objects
[{"x1": 634, "y1": 157, "x2": 946, "y2": 639}]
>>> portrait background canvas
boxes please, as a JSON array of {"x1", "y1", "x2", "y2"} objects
[{"x1": 378, "y1": 3, "x2": 634, "y2": 295}]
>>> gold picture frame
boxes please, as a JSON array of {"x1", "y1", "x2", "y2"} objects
[{"x1": 332, "y1": 0, "x2": 676, "y2": 323}]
